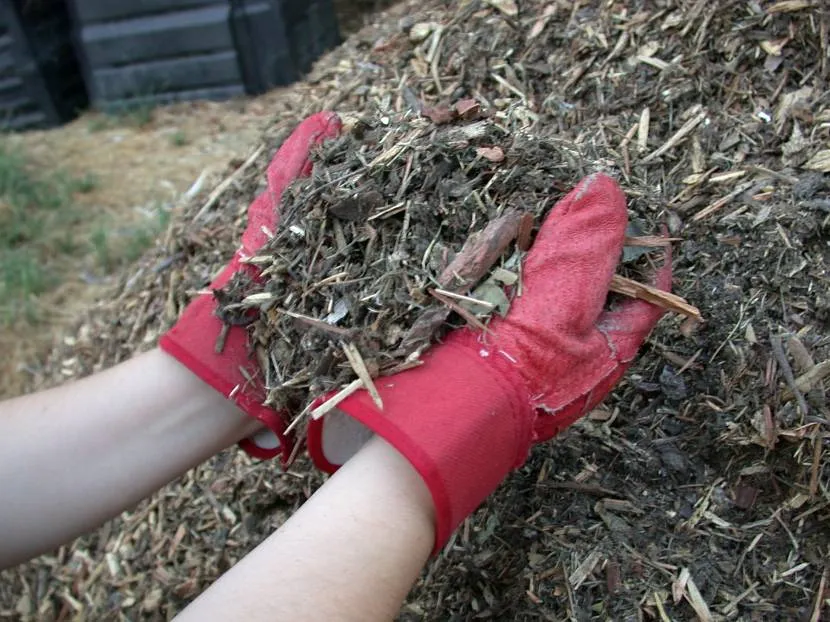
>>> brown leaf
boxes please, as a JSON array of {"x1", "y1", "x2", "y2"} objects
[
  {"x1": 423, "y1": 105, "x2": 456, "y2": 125},
  {"x1": 485, "y1": 0, "x2": 518, "y2": 17},
  {"x1": 733, "y1": 484, "x2": 759, "y2": 510},
  {"x1": 476, "y1": 146, "x2": 505, "y2": 162},
  {"x1": 454, "y1": 98, "x2": 481, "y2": 120},
  {"x1": 517, "y1": 212, "x2": 534, "y2": 251}
]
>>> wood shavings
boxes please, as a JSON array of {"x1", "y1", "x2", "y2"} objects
[
  {"x1": 610, "y1": 274, "x2": 702, "y2": 321},
  {"x1": 310, "y1": 379, "x2": 364, "y2": 420},
  {"x1": 341, "y1": 341, "x2": 383, "y2": 410}
]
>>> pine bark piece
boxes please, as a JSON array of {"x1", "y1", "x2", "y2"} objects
[
  {"x1": 397, "y1": 211, "x2": 522, "y2": 354},
  {"x1": 437, "y1": 211, "x2": 522, "y2": 291}
]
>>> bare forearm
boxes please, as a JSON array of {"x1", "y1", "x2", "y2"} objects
[
  {"x1": 0, "y1": 349, "x2": 259, "y2": 569},
  {"x1": 178, "y1": 436, "x2": 435, "y2": 621}
]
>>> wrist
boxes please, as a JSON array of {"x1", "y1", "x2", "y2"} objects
[
  {"x1": 356, "y1": 435, "x2": 437, "y2": 526},
  {"x1": 310, "y1": 338, "x2": 534, "y2": 553},
  {"x1": 155, "y1": 349, "x2": 264, "y2": 443}
]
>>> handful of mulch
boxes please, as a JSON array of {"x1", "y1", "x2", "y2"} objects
[{"x1": 216, "y1": 109, "x2": 699, "y2": 427}]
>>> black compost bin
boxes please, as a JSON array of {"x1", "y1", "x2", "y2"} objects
[
  {"x1": 69, "y1": 0, "x2": 340, "y2": 109},
  {"x1": 0, "y1": 0, "x2": 87, "y2": 130}
]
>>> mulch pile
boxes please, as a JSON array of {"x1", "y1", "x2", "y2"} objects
[{"x1": 2, "y1": 0, "x2": 829, "y2": 620}]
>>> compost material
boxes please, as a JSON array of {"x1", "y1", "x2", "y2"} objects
[
  {"x1": 1, "y1": 1, "x2": 828, "y2": 620},
  {"x1": 216, "y1": 111, "x2": 682, "y2": 421}
]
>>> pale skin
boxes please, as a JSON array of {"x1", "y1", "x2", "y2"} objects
[{"x1": 0, "y1": 349, "x2": 434, "y2": 621}]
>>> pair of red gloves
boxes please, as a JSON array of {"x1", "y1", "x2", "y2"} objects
[{"x1": 160, "y1": 112, "x2": 671, "y2": 552}]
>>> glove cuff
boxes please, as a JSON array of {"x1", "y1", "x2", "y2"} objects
[
  {"x1": 308, "y1": 338, "x2": 534, "y2": 554},
  {"x1": 159, "y1": 289, "x2": 291, "y2": 462}
]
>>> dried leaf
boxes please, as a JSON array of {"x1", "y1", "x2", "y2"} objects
[
  {"x1": 804, "y1": 150, "x2": 830, "y2": 172},
  {"x1": 423, "y1": 105, "x2": 456, "y2": 124},
  {"x1": 775, "y1": 86, "x2": 813, "y2": 133},
  {"x1": 470, "y1": 280, "x2": 511, "y2": 316},
  {"x1": 476, "y1": 146, "x2": 505, "y2": 162},
  {"x1": 490, "y1": 267, "x2": 518, "y2": 285},
  {"x1": 409, "y1": 21, "x2": 435, "y2": 43},
  {"x1": 760, "y1": 37, "x2": 789, "y2": 56},
  {"x1": 527, "y1": 4, "x2": 556, "y2": 40},
  {"x1": 454, "y1": 98, "x2": 481, "y2": 120},
  {"x1": 485, "y1": 0, "x2": 518, "y2": 17}
]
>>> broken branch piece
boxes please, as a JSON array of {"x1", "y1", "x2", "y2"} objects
[{"x1": 610, "y1": 274, "x2": 702, "y2": 321}]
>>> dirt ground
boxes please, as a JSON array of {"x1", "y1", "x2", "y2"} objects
[
  {"x1": 0, "y1": 98, "x2": 279, "y2": 396},
  {"x1": 1, "y1": 0, "x2": 828, "y2": 620}
]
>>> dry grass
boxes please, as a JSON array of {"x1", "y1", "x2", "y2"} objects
[{"x1": 0, "y1": 96, "x2": 288, "y2": 398}]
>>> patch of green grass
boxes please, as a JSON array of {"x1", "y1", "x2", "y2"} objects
[
  {"x1": 0, "y1": 144, "x2": 79, "y2": 324},
  {"x1": 0, "y1": 142, "x2": 144, "y2": 326},
  {"x1": 87, "y1": 103, "x2": 157, "y2": 133},
  {"x1": 0, "y1": 139, "x2": 172, "y2": 327},
  {"x1": 0, "y1": 249, "x2": 51, "y2": 324},
  {"x1": 124, "y1": 104, "x2": 155, "y2": 129},
  {"x1": 86, "y1": 115, "x2": 114, "y2": 133},
  {"x1": 90, "y1": 227, "x2": 112, "y2": 272},
  {"x1": 75, "y1": 172, "x2": 99, "y2": 193},
  {"x1": 89, "y1": 204, "x2": 171, "y2": 273},
  {"x1": 169, "y1": 129, "x2": 188, "y2": 147}
]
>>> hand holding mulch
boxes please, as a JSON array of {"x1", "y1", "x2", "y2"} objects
[
  {"x1": 159, "y1": 112, "x2": 342, "y2": 463},
  {"x1": 307, "y1": 173, "x2": 673, "y2": 553}
]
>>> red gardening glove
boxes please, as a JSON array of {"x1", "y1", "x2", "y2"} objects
[
  {"x1": 160, "y1": 111, "x2": 342, "y2": 462},
  {"x1": 307, "y1": 173, "x2": 672, "y2": 551}
]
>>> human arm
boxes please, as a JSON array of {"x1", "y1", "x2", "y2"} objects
[
  {"x1": 176, "y1": 435, "x2": 434, "y2": 622},
  {"x1": 0, "y1": 348, "x2": 260, "y2": 569},
  {"x1": 0, "y1": 113, "x2": 341, "y2": 569}
]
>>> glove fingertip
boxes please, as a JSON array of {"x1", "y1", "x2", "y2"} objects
[{"x1": 600, "y1": 244, "x2": 673, "y2": 358}]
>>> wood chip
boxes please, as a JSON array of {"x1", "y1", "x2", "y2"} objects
[
  {"x1": 642, "y1": 109, "x2": 707, "y2": 162},
  {"x1": 437, "y1": 211, "x2": 522, "y2": 292},
  {"x1": 624, "y1": 235, "x2": 681, "y2": 247},
  {"x1": 429, "y1": 289, "x2": 489, "y2": 332},
  {"x1": 637, "y1": 107, "x2": 650, "y2": 153},
  {"x1": 684, "y1": 572, "x2": 714, "y2": 622},
  {"x1": 569, "y1": 549, "x2": 602, "y2": 590},
  {"x1": 691, "y1": 181, "x2": 755, "y2": 221},
  {"x1": 767, "y1": 0, "x2": 816, "y2": 13},
  {"x1": 194, "y1": 144, "x2": 265, "y2": 220},
  {"x1": 342, "y1": 342, "x2": 383, "y2": 410},
  {"x1": 610, "y1": 274, "x2": 702, "y2": 321},
  {"x1": 517, "y1": 212, "x2": 535, "y2": 251},
  {"x1": 310, "y1": 379, "x2": 364, "y2": 420}
]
